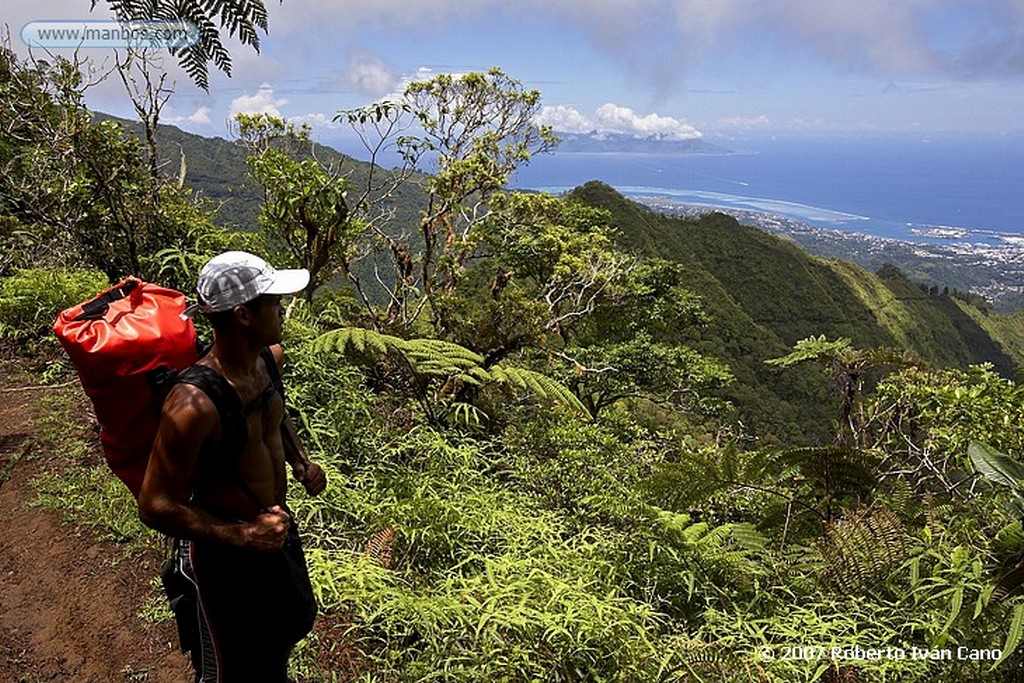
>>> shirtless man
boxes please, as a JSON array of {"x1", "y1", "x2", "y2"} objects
[{"x1": 139, "y1": 251, "x2": 326, "y2": 682}]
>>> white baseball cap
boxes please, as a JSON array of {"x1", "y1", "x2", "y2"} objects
[{"x1": 195, "y1": 251, "x2": 309, "y2": 313}]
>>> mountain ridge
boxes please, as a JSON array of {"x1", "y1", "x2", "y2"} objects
[
  {"x1": 104, "y1": 116, "x2": 1024, "y2": 442},
  {"x1": 569, "y1": 180, "x2": 1021, "y2": 441}
]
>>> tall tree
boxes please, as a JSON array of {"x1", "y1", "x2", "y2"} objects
[
  {"x1": 236, "y1": 113, "x2": 359, "y2": 303},
  {"x1": 338, "y1": 68, "x2": 559, "y2": 331},
  {"x1": 0, "y1": 46, "x2": 227, "y2": 287}
]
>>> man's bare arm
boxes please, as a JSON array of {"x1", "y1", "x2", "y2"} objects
[
  {"x1": 138, "y1": 384, "x2": 290, "y2": 550},
  {"x1": 270, "y1": 344, "x2": 327, "y2": 496}
]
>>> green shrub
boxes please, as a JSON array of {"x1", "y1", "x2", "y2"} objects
[{"x1": 0, "y1": 268, "x2": 107, "y2": 352}]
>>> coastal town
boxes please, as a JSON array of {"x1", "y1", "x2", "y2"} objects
[{"x1": 634, "y1": 195, "x2": 1024, "y2": 311}]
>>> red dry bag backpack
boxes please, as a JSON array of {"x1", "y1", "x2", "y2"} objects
[{"x1": 53, "y1": 278, "x2": 199, "y2": 498}]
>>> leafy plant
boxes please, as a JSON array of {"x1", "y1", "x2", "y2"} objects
[
  {"x1": 237, "y1": 113, "x2": 361, "y2": 302},
  {"x1": 100, "y1": 0, "x2": 273, "y2": 90},
  {"x1": 314, "y1": 326, "x2": 589, "y2": 425},
  {"x1": 768, "y1": 336, "x2": 921, "y2": 444},
  {"x1": 0, "y1": 268, "x2": 107, "y2": 351}
]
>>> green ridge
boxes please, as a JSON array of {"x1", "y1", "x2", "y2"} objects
[{"x1": 569, "y1": 181, "x2": 1019, "y2": 441}]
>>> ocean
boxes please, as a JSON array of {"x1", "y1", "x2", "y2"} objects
[{"x1": 509, "y1": 133, "x2": 1024, "y2": 247}]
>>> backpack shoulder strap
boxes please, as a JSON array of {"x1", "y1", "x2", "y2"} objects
[
  {"x1": 174, "y1": 364, "x2": 267, "y2": 512},
  {"x1": 175, "y1": 364, "x2": 247, "y2": 453},
  {"x1": 236, "y1": 347, "x2": 284, "y2": 418},
  {"x1": 261, "y1": 346, "x2": 305, "y2": 460},
  {"x1": 260, "y1": 346, "x2": 285, "y2": 400}
]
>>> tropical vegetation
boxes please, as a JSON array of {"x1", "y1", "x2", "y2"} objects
[{"x1": 4, "y1": 42, "x2": 1024, "y2": 683}]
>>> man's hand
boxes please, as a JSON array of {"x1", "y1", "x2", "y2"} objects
[
  {"x1": 243, "y1": 505, "x2": 291, "y2": 551},
  {"x1": 292, "y1": 461, "x2": 327, "y2": 497}
]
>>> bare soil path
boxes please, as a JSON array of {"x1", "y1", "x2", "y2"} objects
[{"x1": 0, "y1": 353, "x2": 192, "y2": 682}]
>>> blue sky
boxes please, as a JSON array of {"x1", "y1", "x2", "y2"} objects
[{"x1": 7, "y1": 0, "x2": 1024, "y2": 145}]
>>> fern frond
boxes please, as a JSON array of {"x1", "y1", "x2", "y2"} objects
[
  {"x1": 314, "y1": 326, "x2": 405, "y2": 359},
  {"x1": 766, "y1": 335, "x2": 852, "y2": 367},
  {"x1": 463, "y1": 366, "x2": 492, "y2": 384},
  {"x1": 641, "y1": 455, "x2": 726, "y2": 511},
  {"x1": 412, "y1": 339, "x2": 486, "y2": 363},
  {"x1": 881, "y1": 477, "x2": 918, "y2": 521},
  {"x1": 444, "y1": 402, "x2": 488, "y2": 429},
  {"x1": 313, "y1": 327, "x2": 588, "y2": 418},
  {"x1": 486, "y1": 364, "x2": 520, "y2": 388},
  {"x1": 653, "y1": 510, "x2": 769, "y2": 582},
  {"x1": 656, "y1": 634, "x2": 762, "y2": 681},
  {"x1": 101, "y1": 0, "x2": 272, "y2": 89},
  {"x1": 363, "y1": 525, "x2": 397, "y2": 569},
  {"x1": 730, "y1": 523, "x2": 769, "y2": 553},
  {"x1": 489, "y1": 364, "x2": 590, "y2": 417},
  {"x1": 816, "y1": 506, "x2": 913, "y2": 595},
  {"x1": 775, "y1": 445, "x2": 881, "y2": 496}
]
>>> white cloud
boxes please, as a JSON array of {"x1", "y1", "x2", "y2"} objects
[
  {"x1": 228, "y1": 84, "x2": 288, "y2": 118},
  {"x1": 360, "y1": 66, "x2": 472, "y2": 106},
  {"x1": 594, "y1": 103, "x2": 702, "y2": 139},
  {"x1": 534, "y1": 104, "x2": 593, "y2": 133},
  {"x1": 537, "y1": 103, "x2": 702, "y2": 140},
  {"x1": 714, "y1": 115, "x2": 772, "y2": 131},
  {"x1": 342, "y1": 51, "x2": 400, "y2": 97},
  {"x1": 287, "y1": 112, "x2": 341, "y2": 130},
  {"x1": 165, "y1": 105, "x2": 213, "y2": 127}
]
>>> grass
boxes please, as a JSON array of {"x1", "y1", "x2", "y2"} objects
[
  {"x1": 0, "y1": 442, "x2": 26, "y2": 486},
  {"x1": 24, "y1": 386, "x2": 162, "y2": 558}
]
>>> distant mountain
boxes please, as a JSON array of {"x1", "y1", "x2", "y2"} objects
[
  {"x1": 554, "y1": 132, "x2": 731, "y2": 155},
  {"x1": 94, "y1": 112, "x2": 425, "y2": 233}
]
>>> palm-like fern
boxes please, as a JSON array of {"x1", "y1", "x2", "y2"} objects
[
  {"x1": 95, "y1": 0, "x2": 273, "y2": 89},
  {"x1": 774, "y1": 444, "x2": 882, "y2": 522},
  {"x1": 314, "y1": 326, "x2": 590, "y2": 420},
  {"x1": 768, "y1": 336, "x2": 922, "y2": 445}
]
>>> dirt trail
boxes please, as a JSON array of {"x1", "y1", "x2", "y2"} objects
[{"x1": 0, "y1": 355, "x2": 191, "y2": 682}]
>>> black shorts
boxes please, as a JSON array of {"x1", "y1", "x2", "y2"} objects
[{"x1": 180, "y1": 522, "x2": 317, "y2": 683}]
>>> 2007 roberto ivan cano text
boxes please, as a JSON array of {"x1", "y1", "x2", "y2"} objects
[{"x1": 763, "y1": 645, "x2": 1002, "y2": 662}]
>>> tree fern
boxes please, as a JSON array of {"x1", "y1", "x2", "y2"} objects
[
  {"x1": 816, "y1": 506, "x2": 913, "y2": 595},
  {"x1": 774, "y1": 444, "x2": 882, "y2": 521},
  {"x1": 488, "y1": 363, "x2": 589, "y2": 416},
  {"x1": 314, "y1": 326, "x2": 590, "y2": 419},
  {"x1": 313, "y1": 326, "x2": 405, "y2": 359},
  {"x1": 403, "y1": 338, "x2": 485, "y2": 372},
  {"x1": 96, "y1": 0, "x2": 275, "y2": 89}
]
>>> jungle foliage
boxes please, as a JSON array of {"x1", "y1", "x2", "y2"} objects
[{"x1": 5, "y1": 47, "x2": 1024, "y2": 683}]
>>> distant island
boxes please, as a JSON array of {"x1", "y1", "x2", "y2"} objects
[{"x1": 554, "y1": 132, "x2": 732, "y2": 155}]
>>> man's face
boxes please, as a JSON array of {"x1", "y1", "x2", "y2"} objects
[{"x1": 244, "y1": 294, "x2": 285, "y2": 345}]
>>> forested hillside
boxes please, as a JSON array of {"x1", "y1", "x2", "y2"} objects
[
  {"x1": 571, "y1": 181, "x2": 1020, "y2": 442},
  {"x1": 96, "y1": 112, "x2": 426, "y2": 235}
]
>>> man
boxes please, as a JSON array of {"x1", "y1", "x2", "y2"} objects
[{"x1": 139, "y1": 251, "x2": 327, "y2": 682}]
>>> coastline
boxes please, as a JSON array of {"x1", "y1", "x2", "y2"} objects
[{"x1": 628, "y1": 192, "x2": 1024, "y2": 311}]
